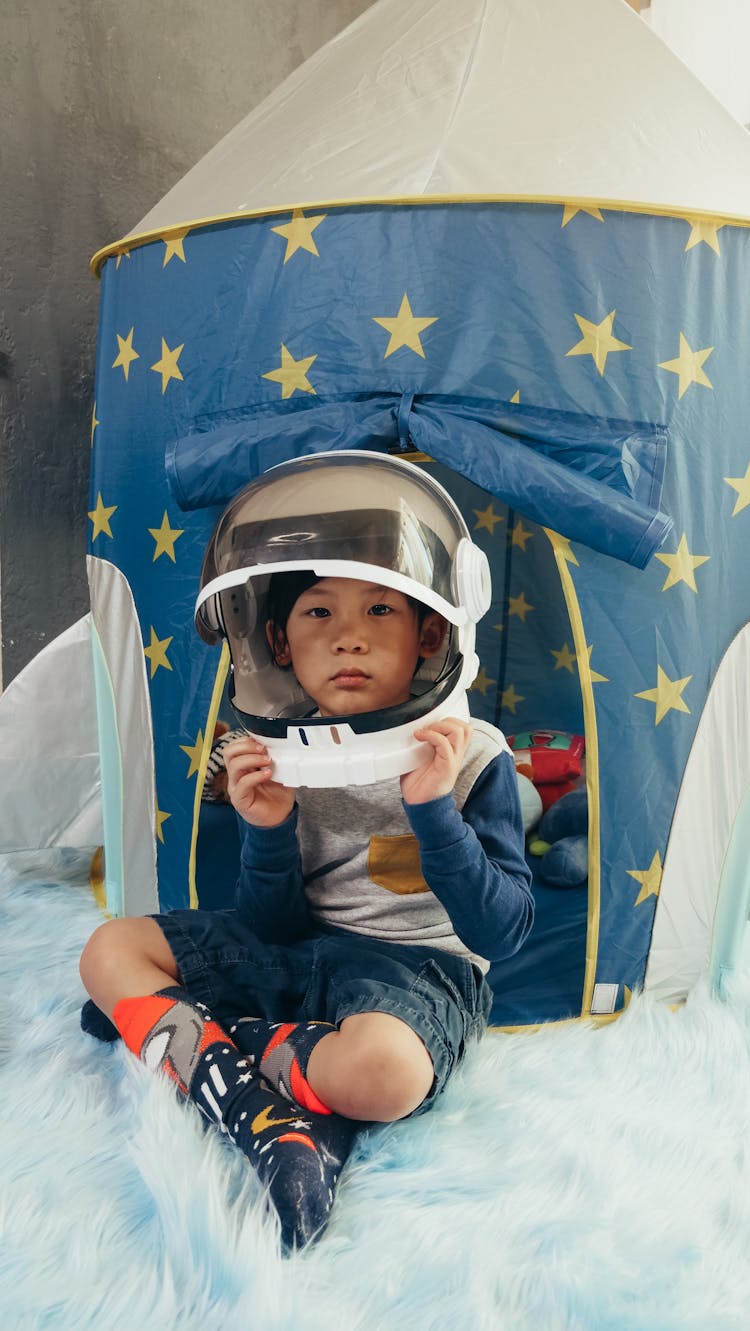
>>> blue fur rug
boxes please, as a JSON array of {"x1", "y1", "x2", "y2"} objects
[{"x1": 3, "y1": 852, "x2": 750, "y2": 1331}]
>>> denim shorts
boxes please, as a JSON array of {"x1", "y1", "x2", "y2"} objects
[{"x1": 154, "y1": 909, "x2": 493, "y2": 1114}]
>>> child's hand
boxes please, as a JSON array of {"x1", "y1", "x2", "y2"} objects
[
  {"x1": 400, "y1": 718, "x2": 473, "y2": 805},
  {"x1": 224, "y1": 736, "x2": 296, "y2": 827}
]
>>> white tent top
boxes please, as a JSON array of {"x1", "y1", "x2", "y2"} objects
[{"x1": 120, "y1": 0, "x2": 750, "y2": 254}]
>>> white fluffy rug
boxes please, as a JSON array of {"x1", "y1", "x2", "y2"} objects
[{"x1": 2, "y1": 851, "x2": 750, "y2": 1331}]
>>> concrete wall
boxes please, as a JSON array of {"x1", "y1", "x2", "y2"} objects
[{"x1": 0, "y1": 0, "x2": 371, "y2": 688}]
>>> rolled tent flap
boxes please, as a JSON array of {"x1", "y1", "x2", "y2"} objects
[{"x1": 167, "y1": 395, "x2": 671, "y2": 567}]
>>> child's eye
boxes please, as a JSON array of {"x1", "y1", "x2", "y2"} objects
[
  {"x1": 306, "y1": 606, "x2": 330, "y2": 619},
  {"x1": 369, "y1": 603, "x2": 392, "y2": 616}
]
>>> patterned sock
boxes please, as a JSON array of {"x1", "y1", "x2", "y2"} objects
[
  {"x1": 112, "y1": 987, "x2": 356, "y2": 1250},
  {"x1": 230, "y1": 1018, "x2": 336, "y2": 1114}
]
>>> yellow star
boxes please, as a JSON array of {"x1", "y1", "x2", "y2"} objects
[
  {"x1": 655, "y1": 533, "x2": 709, "y2": 592},
  {"x1": 262, "y1": 343, "x2": 317, "y2": 398},
  {"x1": 90, "y1": 403, "x2": 100, "y2": 446},
  {"x1": 474, "y1": 503, "x2": 504, "y2": 534},
  {"x1": 114, "y1": 248, "x2": 131, "y2": 269},
  {"x1": 143, "y1": 627, "x2": 173, "y2": 679},
  {"x1": 162, "y1": 228, "x2": 190, "y2": 266},
  {"x1": 565, "y1": 310, "x2": 631, "y2": 376},
  {"x1": 88, "y1": 492, "x2": 117, "y2": 540},
  {"x1": 500, "y1": 683, "x2": 525, "y2": 714},
  {"x1": 151, "y1": 338, "x2": 185, "y2": 394},
  {"x1": 271, "y1": 208, "x2": 327, "y2": 262},
  {"x1": 658, "y1": 333, "x2": 713, "y2": 399},
  {"x1": 551, "y1": 642, "x2": 577, "y2": 673},
  {"x1": 683, "y1": 217, "x2": 724, "y2": 255},
  {"x1": 627, "y1": 851, "x2": 663, "y2": 907},
  {"x1": 155, "y1": 807, "x2": 171, "y2": 844},
  {"x1": 508, "y1": 592, "x2": 534, "y2": 621},
  {"x1": 511, "y1": 520, "x2": 534, "y2": 550},
  {"x1": 112, "y1": 327, "x2": 139, "y2": 381},
  {"x1": 635, "y1": 666, "x2": 691, "y2": 725},
  {"x1": 544, "y1": 530, "x2": 579, "y2": 566},
  {"x1": 470, "y1": 666, "x2": 497, "y2": 697},
  {"x1": 373, "y1": 293, "x2": 438, "y2": 359},
  {"x1": 148, "y1": 511, "x2": 185, "y2": 563},
  {"x1": 579, "y1": 644, "x2": 609, "y2": 684},
  {"x1": 561, "y1": 204, "x2": 604, "y2": 227},
  {"x1": 724, "y1": 462, "x2": 750, "y2": 516},
  {"x1": 180, "y1": 730, "x2": 205, "y2": 779},
  {"x1": 510, "y1": 389, "x2": 521, "y2": 403}
]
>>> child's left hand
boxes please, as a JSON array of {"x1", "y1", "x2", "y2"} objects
[{"x1": 400, "y1": 718, "x2": 473, "y2": 805}]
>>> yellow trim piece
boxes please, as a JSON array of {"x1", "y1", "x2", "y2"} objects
[
  {"x1": 90, "y1": 193, "x2": 750, "y2": 274},
  {"x1": 544, "y1": 529, "x2": 601, "y2": 1019},
  {"x1": 187, "y1": 643, "x2": 231, "y2": 909},
  {"x1": 88, "y1": 846, "x2": 109, "y2": 916},
  {"x1": 489, "y1": 996, "x2": 685, "y2": 1034}
]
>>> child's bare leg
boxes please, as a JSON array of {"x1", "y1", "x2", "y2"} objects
[
  {"x1": 306, "y1": 1012, "x2": 434, "y2": 1122},
  {"x1": 79, "y1": 916, "x2": 180, "y2": 1016}
]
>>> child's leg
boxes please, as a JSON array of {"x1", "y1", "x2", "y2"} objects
[
  {"x1": 79, "y1": 918, "x2": 356, "y2": 1249},
  {"x1": 233, "y1": 1011, "x2": 434, "y2": 1122}
]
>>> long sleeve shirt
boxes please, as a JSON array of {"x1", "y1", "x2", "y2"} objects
[{"x1": 236, "y1": 719, "x2": 534, "y2": 973}]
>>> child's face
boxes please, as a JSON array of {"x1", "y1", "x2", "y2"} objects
[{"x1": 266, "y1": 577, "x2": 447, "y2": 717}]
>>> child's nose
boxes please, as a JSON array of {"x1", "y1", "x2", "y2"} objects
[{"x1": 333, "y1": 615, "x2": 367, "y2": 652}]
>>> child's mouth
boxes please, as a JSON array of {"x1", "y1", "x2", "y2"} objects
[{"x1": 332, "y1": 669, "x2": 370, "y2": 687}]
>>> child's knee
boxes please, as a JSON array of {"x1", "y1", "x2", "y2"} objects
[
  {"x1": 79, "y1": 916, "x2": 176, "y2": 1006},
  {"x1": 337, "y1": 1014, "x2": 434, "y2": 1121}
]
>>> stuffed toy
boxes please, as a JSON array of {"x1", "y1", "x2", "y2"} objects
[{"x1": 528, "y1": 786, "x2": 588, "y2": 888}]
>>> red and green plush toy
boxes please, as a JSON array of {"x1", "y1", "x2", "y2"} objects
[{"x1": 509, "y1": 730, "x2": 588, "y2": 888}]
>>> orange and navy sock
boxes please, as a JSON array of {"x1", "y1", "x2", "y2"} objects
[
  {"x1": 112, "y1": 988, "x2": 356, "y2": 1250},
  {"x1": 230, "y1": 1019, "x2": 336, "y2": 1113}
]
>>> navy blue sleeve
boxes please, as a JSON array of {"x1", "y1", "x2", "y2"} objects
[
  {"x1": 234, "y1": 809, "x2": 314, "y2": 943},
  {"x1": 403, "y1": 751, "x2": 534, "y2": 961}
]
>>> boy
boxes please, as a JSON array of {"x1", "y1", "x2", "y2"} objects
[{"x1": 80, "y1": 572, "x2": 533, "y2": 1249}]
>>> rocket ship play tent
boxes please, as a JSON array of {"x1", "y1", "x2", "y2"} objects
[{"x1": 7, "y1": 0, "x2": 750, "y2": 1028}]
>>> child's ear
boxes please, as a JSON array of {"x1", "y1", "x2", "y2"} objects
[
  {"x1": 266, "y1": 621, "x2": 292, "y2": 667},
  {"x1": 418, "y1": 612, "x2": 448, "y2": 658}
]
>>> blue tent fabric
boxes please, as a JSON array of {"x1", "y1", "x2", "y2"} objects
[
  {"x1": 88, "y1": 198, "x2": 750, "y2": 1022},
  {"x1": 168, "y1": 393, "x2": 670, "y2": 567}
]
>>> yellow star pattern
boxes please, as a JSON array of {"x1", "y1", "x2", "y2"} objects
[
  {"x1": 148, "y1": 511, "x2": 185, "y2": 563},
  {"x1": 470, "y1": 666, "x2": 497, "y2": 697},
  {"x1": 579, "y1": 644, "x2": 609, "y2": 684},
  {"x1": 474, "y1": 503, "x2": 504, "y2": 534},
  {"x1": 510, "y1": 389, "x2": 521, "y2": 403},
  {"x1": 683, "y1": 217, "x2": 724, "y2": 255},
  {"x1": 263, "y1": 344, "x2": 317, "y2": 398},
  {"x1": 151, "y1": 339, "x2": 185, "y2": 394},
  {"x1": 162, "y1": 229, "x2": 190, "y2": 266},
  {"x1": 658, "y1": 333, "x2": 713, "y2": 399},
  {"x1": 500, "y1": 683, "x2": 525, "y2": 714},
  {"x1": 508, "y1": 591, "x2": 534, "y2": 621},
  {"x1": 635, "y1": 666, "x2": 691, "y2": 724},
  {"x1": 114, "y1": 248, "x2": 131, "y2": 269},
  {"x1": 143, "y1": 627, "x2": 173, "y2": 679},
  {"x1": 551, "y1": 642, "x2": 577, "y2": 673},
  {"x1": 180, "y1": 730, "x2": 205, "y2": 779},
  {"x1": 544, "y1": 530, "x2": 579, "y2": 566},
  {"x1": 156, "y1": 807, "x2": 171, "y2": 844},
  {"x1": 511, "y1": 521, "x2": 534, "y2": 550},
  {"x1": 373, "y1": 293, "x2": 438, "y2": 359},
  {"x1": 724, "y1": 462, "x2": 750, "y2": 515},
  {"x1": 88, "y1": 492, "x2": 117, "y2": 540},
  {"x1": 627, "y1": 851, "x2": 663, "y2": 907},
  {"x1": 112, "y1": 327, "x2": 139, "y2": 381},
  {"x1": 561, "y1": 204, "x2": 604, "y2": 227},
  {"x1": 271, "y1": 209, "x2": 327, "y2": 262},
  {"x1": 655, "y1": 533, "x2": 709, "y2": 592},
  {"x1": 90, "y1": 403, "x2": 100, "y2": 446},
  {"x1": 565, "y1": 310, "x2": 631, "y2": 376}
]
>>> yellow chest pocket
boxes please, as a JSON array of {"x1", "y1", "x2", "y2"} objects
[{"x1": 368, "y1": 833, "x2": 429, "y2": 895}]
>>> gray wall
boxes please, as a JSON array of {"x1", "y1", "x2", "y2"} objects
[{"x1": 0, "y1": 0, "x2": 372, "y2": 688}]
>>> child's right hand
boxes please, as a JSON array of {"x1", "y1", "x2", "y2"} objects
[{"x1": 224, "y1": 736, "x2": 296, "y2": 828}]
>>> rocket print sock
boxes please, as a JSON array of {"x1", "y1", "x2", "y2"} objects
[
  {"x1": 230, "y1": 1018, "x2": 336, "y2": 1114},
  {"x1": 112, "y1": 987, "x2": 356, "y2": 1250}
]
